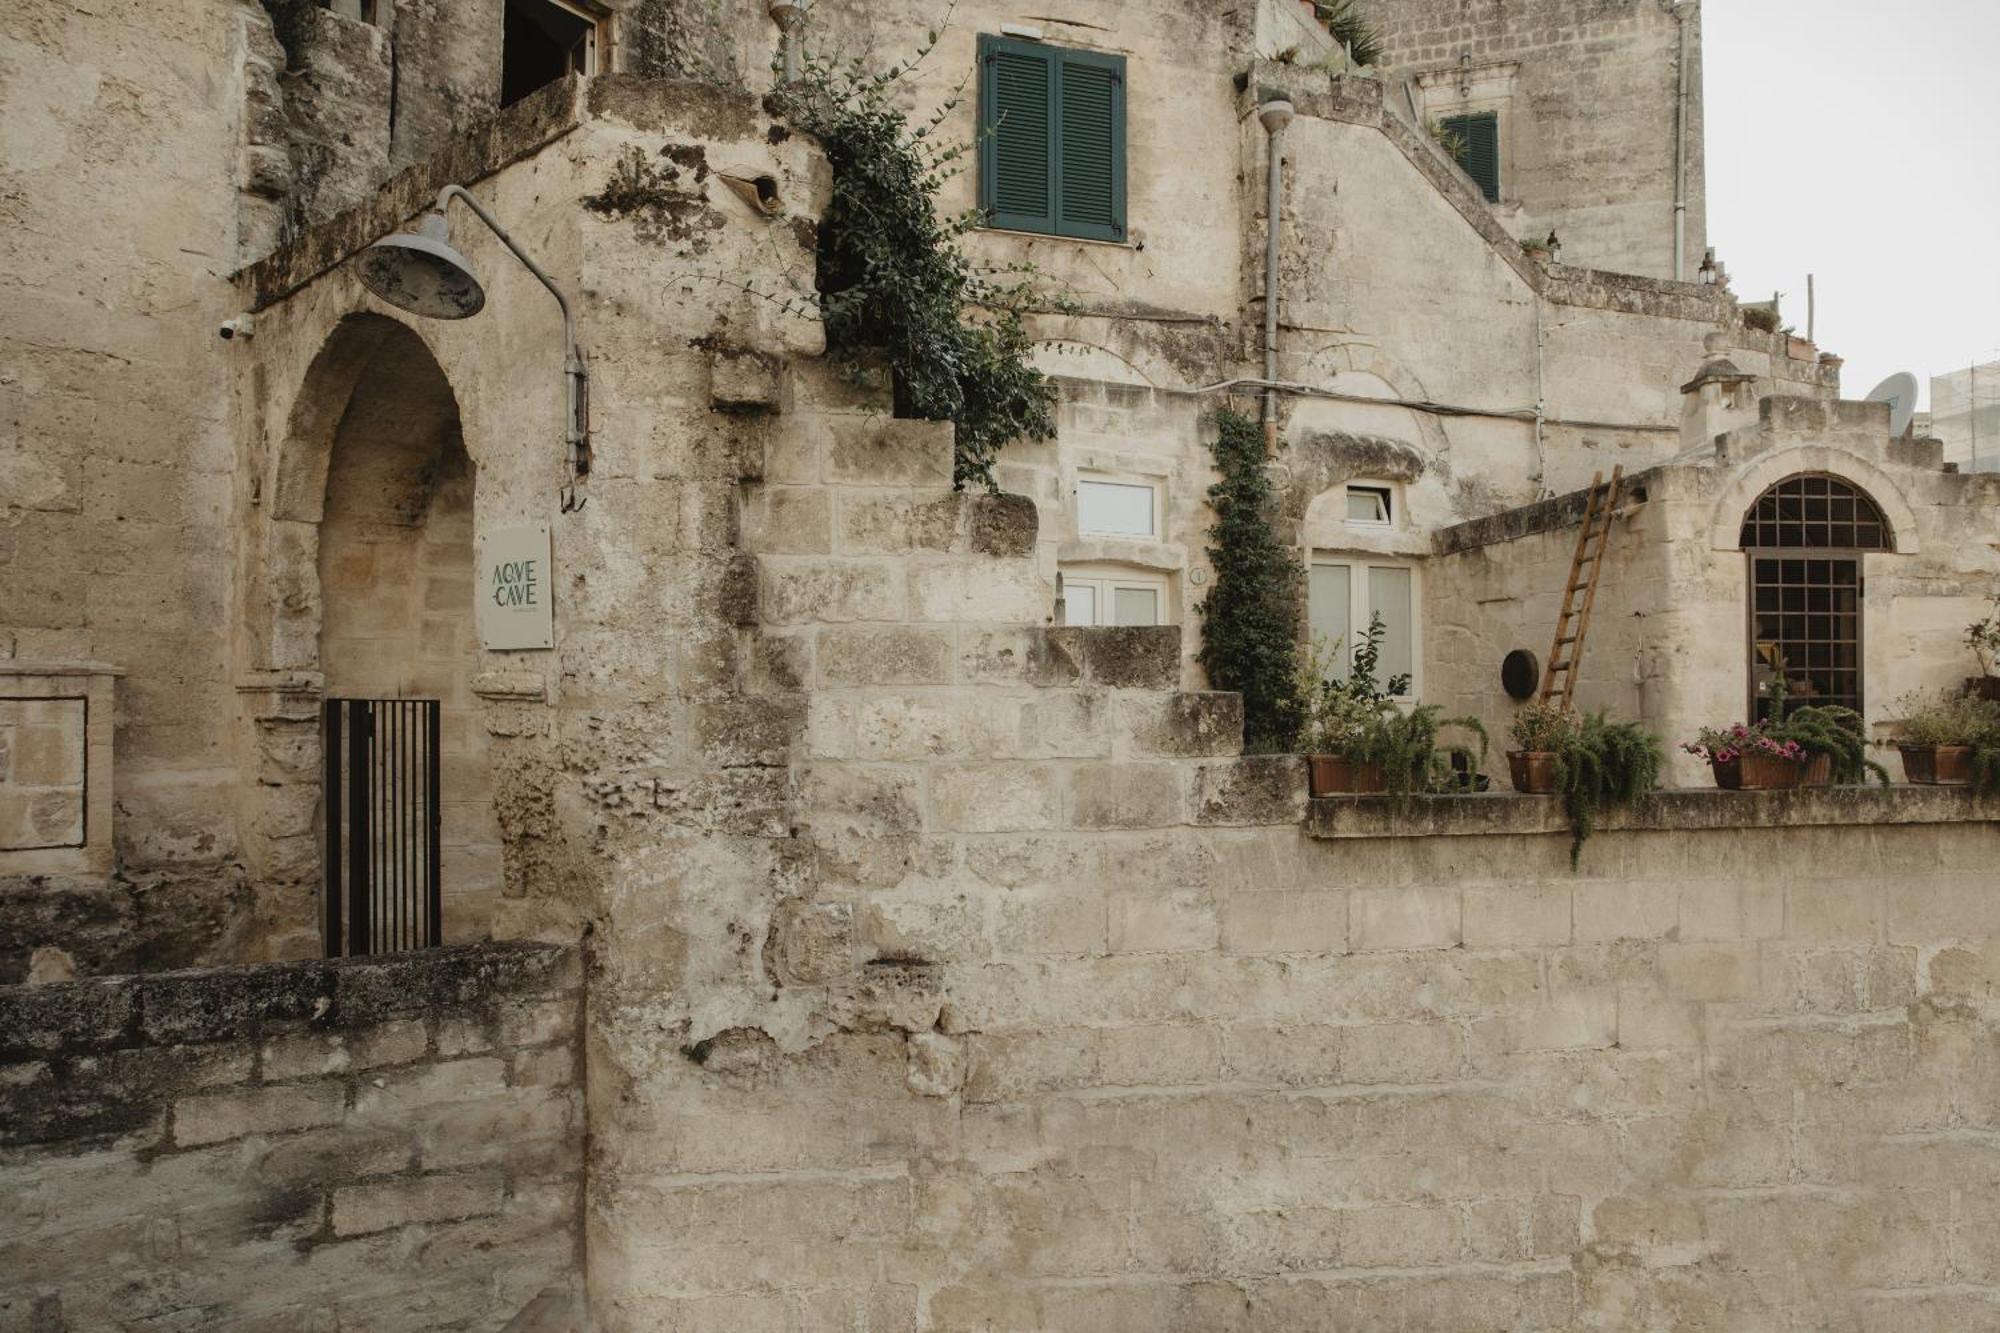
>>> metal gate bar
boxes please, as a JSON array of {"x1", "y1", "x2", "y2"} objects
[{"x1": 323, "y1": 698, "x2": 441, "y2": 957}]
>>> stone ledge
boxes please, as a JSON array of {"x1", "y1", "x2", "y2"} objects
[
  {"x1": 1306, "y1": 785, "x2": 1997, "y2": 840},
  {"x1": 0, "y1": 941, "x2": 578, "y2": 1059}
]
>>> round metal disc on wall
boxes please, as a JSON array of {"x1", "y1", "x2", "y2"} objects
[{"x1": 1501, "y1": 649, "x2": 1540, "y2": 701}]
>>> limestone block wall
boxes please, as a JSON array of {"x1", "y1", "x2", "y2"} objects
[
  {"x1": 0, "y1": 941, "x2": 583, "y2": 1331},
  {"x1": 1372, "y1": 0, "x2": 1705, "y2": 281}
]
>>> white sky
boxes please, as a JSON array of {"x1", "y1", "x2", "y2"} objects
[{"x1": 1704, "y1": 0, "x2": 2000, "y2": 408}]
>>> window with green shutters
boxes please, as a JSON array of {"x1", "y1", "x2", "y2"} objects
[
  {"x1": 1440, "y1": 111, "x2": 1501, "y2": 203},
  {"x1": 978, "y1": 35, "x2": 1127, "y2": 241}
]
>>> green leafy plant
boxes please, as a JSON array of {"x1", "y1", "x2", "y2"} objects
[
  {"x1": 1199, "y1": 409, "x2": 1303, "y2": 751},
  {"x1": 1764, "y1": 681, "x2": 1888, "y2": 785},
  {"x1": 1296, "y1": 617, "x2": 1484, "y2": 797},
  {"x1": 1313, "y1": 1, "x2": 1382, "y2": 66},
  {"x1": 1426, "y1": 119, "x2": 1467, "y2": 160},
  {"x1": 777, "y1": 32, "x2": 1057, "y2": 490},
  {"x1": 1966, "y1": 595, "x2": 2000, "y2": 677},
  {"x1": 1556, "y1": 714, "x2": 1663, "y2": 868},
  {"x1": 1894, "y1": 688, "x2": 2000, "y2": 791},
  {"x1": 1508, "y1": 699, "x2": 1579, "y2": 754}
]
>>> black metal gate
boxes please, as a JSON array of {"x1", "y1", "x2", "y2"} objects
[{"x1": 323, "y1": 698, "x2": 441, "y2": 956}]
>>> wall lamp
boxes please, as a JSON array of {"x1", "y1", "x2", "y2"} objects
[{"x1": 356, "y1": 184, "x2": 591, "y2": 512}]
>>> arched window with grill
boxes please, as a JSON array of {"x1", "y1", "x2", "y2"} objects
[{"x1": 1739, "y1": 473, "x2": 1894, "y2": 720}]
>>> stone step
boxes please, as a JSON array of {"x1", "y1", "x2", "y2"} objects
[
  {"x1": 800, "y1": 687, "x2": 1243, "y2": 764},
  {"x1": 762, "y1": 414, "x2": 958, "y2": 489},
  {"x1": 742, "y1": 488, "x2": 1037, "y2": 560},
  {"x1": 755, "y1": 554, "x2": 1050, "y2": 627}
]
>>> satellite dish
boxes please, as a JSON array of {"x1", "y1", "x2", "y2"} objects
[{"x1": 1864, "y1": 372, "x2": 1920, "y2": 438}]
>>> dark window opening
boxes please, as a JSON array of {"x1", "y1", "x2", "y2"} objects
[
  {"x1": 1741, "y1": 474, "x2": 1893, "y2": 721},
  {"x1": 1441, "y1": 111, "x2": 1500, "y2": 203},
  {"x1": 503, "y1": 0, "x2": 597, "y2": 108}
]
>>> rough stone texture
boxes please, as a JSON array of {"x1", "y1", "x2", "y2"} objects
[{"x1": 0, "y1": 942, "x2": 582, "y2": 1329}]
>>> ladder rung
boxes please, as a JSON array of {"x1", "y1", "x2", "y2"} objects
[
  {"x1": 1556, "y1": 635, "x2": 1577, "y2": 645},
  {"x1": 1548, "y1": 661, "x2": 1572, "y2": 672}
]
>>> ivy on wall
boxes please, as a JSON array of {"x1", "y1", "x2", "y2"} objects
[
  {"x1": 777, "y1": 35, "x2": 1056, "y2": 490},
  {"x1": 1198, "y1": 410, "x2": 1304, "y2": 752}
]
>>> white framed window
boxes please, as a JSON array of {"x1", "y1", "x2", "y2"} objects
[
  {"x1": 1308, "y1": 557, "x2": 1419, "y2": 698},
  {"x1": 1060, "y1": 566, "x2": 1169, "y2": 627},
  {"x1": 1345, "y1": 483, "x2": 1394, "y2": 526},
  {"x1": 1075, "y1": 475, "x2": 1159, "y2": 539}
]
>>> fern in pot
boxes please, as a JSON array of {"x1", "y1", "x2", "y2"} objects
[
  {"x1": 1506, "y1": 699, "x2": 1579, "y2": 794},
  {"x1": 1556, "y1": 713, "x2": 1664, "y2": 868},
  {"x1": 1300, "y1": 616, "x2": 1486, "y2": 797}
]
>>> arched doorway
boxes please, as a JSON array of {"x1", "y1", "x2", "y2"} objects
[
  {"x1": 1740, "y1": 473, "x2": 1894, "y2": 720},
  {"x1": 309, "y1": 319, "x2": 498, "y2": 953}
]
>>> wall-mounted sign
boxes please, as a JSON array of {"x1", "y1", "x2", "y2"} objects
[{"x1": 476, "y1": 524, "x2": 554, "y2": 651}]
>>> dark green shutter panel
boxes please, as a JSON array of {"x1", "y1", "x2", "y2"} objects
[
  {"x1": 1054, "y1": 51, "x2": 1125, "y2": 241},
  {"x1": 981, "y1": 37, "x2": 1056, "y2": 233},
  {"x1": 1443, "y1": 112, "x2": 1500, "y2": 203}
]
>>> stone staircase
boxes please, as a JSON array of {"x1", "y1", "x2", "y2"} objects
[{"x1": 736, "y1": 406, "x2": 1302, "y2": 949}]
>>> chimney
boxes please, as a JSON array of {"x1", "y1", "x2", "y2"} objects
[{"x1": 1679, "y1": 331, "x2": 1760, "y2": 450}]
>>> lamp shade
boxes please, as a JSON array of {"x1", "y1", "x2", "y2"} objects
[{"x1": 357, "y1": 214, "x2": 486, "y2": 319}]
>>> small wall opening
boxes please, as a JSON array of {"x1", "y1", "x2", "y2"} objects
[{"x1": 502, "y1": 0, "x2": 600, "y2": 107}]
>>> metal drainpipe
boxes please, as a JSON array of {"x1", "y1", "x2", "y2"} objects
[
  {"x1": 1672, "y1": 4, "x2": 1692, "y2": 281},
  {"x1": 770, "y1": 0, "x2": 807, "y2": 84},
  {"x1": 1258, "y1": 99, "x2": 1295, "y2": 451}
]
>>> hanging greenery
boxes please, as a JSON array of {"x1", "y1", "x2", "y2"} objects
[
  {"x1": 776, "y1": 33, "x2": 1057, "y2": 490},
  {"x1": 1554, "y1": 714, "x2": 1664, "y2": 868},
  {"x1": 1199, "y1": 409, "x2": 1304, "y2": 752}
]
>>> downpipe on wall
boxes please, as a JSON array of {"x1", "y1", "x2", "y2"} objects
[
  {"x1": 1672, "y1": 2, "x2": 1692, "y2": 281},
  {"x1": 770, "y1": 0, "x2": 808, "y2": 84},
  {"x1": 1258, "y1": 99, "x2": 1294, "y2": 451}
]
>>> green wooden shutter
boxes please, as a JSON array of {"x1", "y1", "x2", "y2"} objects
[
  {"x1": 1443, "y1": 112, "x2": 1500, "y2": 203},
  {"x1": 980, "y1": 36, "x2": 1057, "y2": 233},
  {"x1": 1054, "y1": 49, "x2": 1125, "y2": 241}
]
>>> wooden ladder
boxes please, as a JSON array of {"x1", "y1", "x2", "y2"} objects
[{"x1": 1540, "y1": 466, "x2": 1624, "y2": 709}]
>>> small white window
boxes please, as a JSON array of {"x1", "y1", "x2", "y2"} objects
[
  {"x1": 1308, "y1": 558, "x2": 1420, "y2": 697},
  {"x1": 1060, "y1": 567, "x2": 1169, "y2": 627},
  {"x1": 1076, "y1": 477, "x2": 1158, "y2": 539},
  {"x1": 1345, "y1": 483, "x2": 1393, "y2": 526}
]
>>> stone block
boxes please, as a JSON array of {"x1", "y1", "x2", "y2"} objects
[
  {"x1": 352, "y1": 1058, "x2": 509, "y2": 1118},
  {"x1": 173, "y1": 1083, "x2": 346, "y2": 1147},
  {"x1": 957, "y1": 627, "x2": 1083, "y2": 686},
  {"x1": 930, "y1": 764, "x2": 1061, "y2": 833},
  {"x1": 1069, "y1": 763, "x2": 1184, "y2": 830},
  {"x1": 1351, "y1": 887, "x2": 1460, "y2": 952},
  {"x1": 966, "y1": 493, "x2": 1038, "y2": 556},
  {"x1": 907, "y1": 558, "x2": 1048, "y2": 623},
  {"x1": 1108, "y1": 890, "x2": 1217, "y2": 953},
  {"x1": 1220, "y1": 890, "x2": 1345, "y2": 955},
  {"x1": 995, "y1": 887, "x2": 1107, "y2": 956},
  {"x1": 739, "y1": 486, "x2": 830, "y2": 554},
  {"x1": 1511, "y1": 990, "x2": 1617, "y2": 1051},
  {"x1": 825, "y1": 416, "x2": 954, "y2": 486},
  {"x1": 1049, "y1": 625, "x2": 1181, "y2": 688},
  {"x1": 1189, "y1": 755, "x2": 1307, "y2": 826},
  {"x1": 1660, "y1": 942, "x2": 1761, "y2": 1001},
  {"x1": 1573, "y1": 880, "x2": 1678, "y2": 942},
  {"x1": 1119, "y1": 692, "x2": 1244, "y2": 758},
  {"x1": 330, "y1": 1171, "x2": 506, "y2": 1237},
  {"x1": 816, "y1": 626, "x2": 954, "y2": 686},
  {"x1": 834, "y1": 491, "x2": 963, "y2": 553},
  {"x1": 1462, "y1": 884, "x2": 1571, "y2": 947},
  {"x1": 759, "y1": 557, "x2": 904, "y2": 625}
]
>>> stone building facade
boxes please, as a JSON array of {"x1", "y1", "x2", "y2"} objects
[{"x1": 5, "y1": 1, "x2": 2000, "y2": 1329}]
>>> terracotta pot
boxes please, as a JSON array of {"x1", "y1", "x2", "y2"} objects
[
  {"x1": 1507, "y1": 751, "x2": 1559, "y2": 795},
  {"x1": 1801, "y1": 752, "x2": 1833, "y2": 787},
  {"x1": 1965, "y1": 677, "x2": 2000, "y2": 703},
  {"x1": 1710, "y1": 752, "x2": 1806, "y2": 791},
  {"x1": 1309, "y1": 754, "x2": 1387, "y2": 796},
  {"x1": 1899, "y1": 744, "x2": 1974, "y2": 786}
]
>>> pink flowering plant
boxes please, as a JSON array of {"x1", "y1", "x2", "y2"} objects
[{"x1": 1681, "y1": 720, "x2": 1806, "y2": 766}]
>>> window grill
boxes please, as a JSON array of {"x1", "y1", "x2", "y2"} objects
[
  {"x1": 1740, "y1": 474, "x2": 1891, "y2": 721},
  {"x1": 323, "y1": 698, "x2": 442, "y2": 957}
]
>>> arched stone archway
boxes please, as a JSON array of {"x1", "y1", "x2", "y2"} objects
[{"x1": 243, "y1": 313, "x2": 498, "y2": 956}]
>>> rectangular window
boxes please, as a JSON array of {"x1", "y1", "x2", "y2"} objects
[
  {"x1": 1748, "y1": 555, "x2": 1862, "y2": 719},
  {"x1": 1076, "y1": 478, "x2": 1157, "y2": 539},
  {"x1": 1308, "y1": 559, "x2": 1419, "y2": 697},
  {"x1": 979, "y1": 35, "x2": 1127, "y2": 241},
  {"x1": 503, "y1": 0, "x2": 603, "y2": 108},
  {"x1": 1061, "y1": 569, "x2": 1168, "y2": 627},
  {"x1": 1345, "y1": 484, "x2": 1392, "y2": 525},
  {"x1": 1441, "y1": 111, "x2": 1500, "y2": 203}
]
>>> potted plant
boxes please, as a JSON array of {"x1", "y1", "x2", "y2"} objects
[
  {"x1": 1299, "y1": 616, "x2": 1485, "y2": 797},
  {"x1": 1966, "y1": 596, "x2": 2000, "y2": 702},
  {"x1": 1682, "y1": 719, "x2": 1810, "y2": 790},
  {"x1": 1554, "y1": 713, "x2": 1664, "y2": 867},
  {"x1": 1763, "y1": 681, "x2": 1889, "y2": 786},
  {"x1": 1892, "y1": 689, "x2": 2000, "y2": 786},
  {"x1": 1506, "y1": 699, "x2": 1578, "y2": 794}
]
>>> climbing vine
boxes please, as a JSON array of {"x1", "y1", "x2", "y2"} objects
[
  {"x1": 1198, "y1": 410, "x2": 1304, "y2": 752},
  {"x1": 775, "y1": 32, "x2": 1056, "y2": 490}
]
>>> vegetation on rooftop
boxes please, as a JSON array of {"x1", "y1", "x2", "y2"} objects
[
  {"x1": 1313, "y1": 1, "x2": 1382, "y2": 66},
  {"x1": 775, "y1": 32, "x2": 1057, "y2": 490}
]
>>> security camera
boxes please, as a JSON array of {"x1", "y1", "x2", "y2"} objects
[{"x1": 219, "y1": 315, "x2": 255, "y2": 341}]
